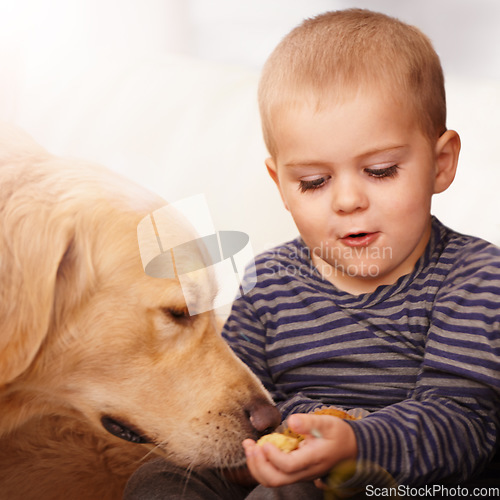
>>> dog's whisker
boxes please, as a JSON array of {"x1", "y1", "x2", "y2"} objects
[
  {"x1": 181, "y1": 452, "x2": 202, "y2": 497},
  {"x1": 137, "y1": 437, "x2": 170, "y2": 464},
  {"x1": 135, "y1": 447, "x2": 160, "y2": 465}
]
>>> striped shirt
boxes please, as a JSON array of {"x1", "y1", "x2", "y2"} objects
[{"x1": 222, "y1": 217, "x2": 500, "y2": 486}]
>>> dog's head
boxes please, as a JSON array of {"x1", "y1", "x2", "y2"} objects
[{"x1": 0, "y1": 124, "x2": 279, "y2": 469}]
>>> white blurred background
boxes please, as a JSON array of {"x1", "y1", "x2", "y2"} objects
[{"x1": 1, "y1": 0, "x2": 499, "y2": 253}]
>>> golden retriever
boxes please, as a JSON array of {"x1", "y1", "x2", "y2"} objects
[{"x1": 0, "y1": 123, "x2": 280, "y2": 499}]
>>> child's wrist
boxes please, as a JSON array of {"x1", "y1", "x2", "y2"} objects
[{"x1": 338, "y1": 419, "x2": 358, "y2": 461}]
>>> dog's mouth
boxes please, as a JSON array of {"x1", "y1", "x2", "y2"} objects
[{"x1": 101, "y1": 415, "x2": 152, "y2": 444}]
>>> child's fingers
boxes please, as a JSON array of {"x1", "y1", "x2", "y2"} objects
[
  {"x1": 262, "y1": 438, "x2": 324, "y2": 473},
  {"x1": 287, "y1": 413, "x2": 358, "y2": 467},
  {"x1": 287, "y1": 413, "x2": 341, "y2": 438},
  {"x1": 243, "y1": 440, "x2": 293, "y2": 487},
  {"x1": 243, "y1": 414, "x2": 357, "y2": 487},
  {"x1": 314, "y1": 477, "x2": 329, "y2": 490}
]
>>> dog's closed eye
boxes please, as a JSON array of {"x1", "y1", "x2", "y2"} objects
[{"x1": 162, "y1": 307, "x2": 190, "y2": 322}]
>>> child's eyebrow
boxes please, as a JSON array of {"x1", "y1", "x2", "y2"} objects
[
  {"x1": 357, "y1": 144, "x2": 409, "y2": 160},
  {"x1": 282, "y1": 160, "x2": 333, "y2": 169},
  {"x1": 282, "y1": 145, "x2": 409, "y2": 169}
]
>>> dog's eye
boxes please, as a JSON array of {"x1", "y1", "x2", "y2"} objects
[{"x1": 163, "y1": 307, "x2": 190, "y2": 322}]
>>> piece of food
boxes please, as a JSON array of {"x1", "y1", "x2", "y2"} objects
[
  {"x1": 256, "y1": 407, "x2": 362, "y2": 452},
  {"x1": 257, "y1": 432, "x2": 300, "y2": 453},
  {"x1": 313, "y1": 407, "x2": 360, "y2": 420}
]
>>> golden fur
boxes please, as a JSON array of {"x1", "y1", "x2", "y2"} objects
[{"x1": 0, "y1": 124, "x2": 279, "y2": 499}]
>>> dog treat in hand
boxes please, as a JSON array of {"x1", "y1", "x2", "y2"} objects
[
  {"x1": 256, "y1": 407, "x2": 363, "y2": 452},
  {"x1": 257, "y1": 432, "x2": 300, "y2": 453},
  {"x1": 313, "y1": 407, "x2": 360, "y2": 420}
]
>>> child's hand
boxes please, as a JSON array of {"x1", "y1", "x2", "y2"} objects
[{"x1": 243, "y1": 413, "x2": 358, "y2": 488}]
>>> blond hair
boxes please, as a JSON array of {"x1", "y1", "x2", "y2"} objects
[{"x1": 258, "y1": 9, "x2": 447, "y2": 158}]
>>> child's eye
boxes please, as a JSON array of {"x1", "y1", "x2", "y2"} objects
[
  {"x1": 299, "y1": 176, "x2": 330, "y2": 192},
  {"x1": 365, "y1": 165, "x2": 399, "y2": 180}
]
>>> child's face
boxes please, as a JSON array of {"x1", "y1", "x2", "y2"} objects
[{"x1": 266, "y1": 89, "x2": 458, "y2": 294}]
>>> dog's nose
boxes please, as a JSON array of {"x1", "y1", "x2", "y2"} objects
[{"x1": 246, "y1": 399, "x2": 281, "y2": 437}]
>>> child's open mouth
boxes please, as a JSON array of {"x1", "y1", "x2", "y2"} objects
[{"x1": 341, "y1": 232, "x2": 379, "y2": 247}]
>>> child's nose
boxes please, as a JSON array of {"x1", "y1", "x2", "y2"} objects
[{"x1": 331, "y1": 175, "x2": 368, "y2": 214}]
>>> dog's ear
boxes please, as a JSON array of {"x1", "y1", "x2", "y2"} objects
[{"x1": 0, "y1": 193, "x2": 91, "y2": 386}]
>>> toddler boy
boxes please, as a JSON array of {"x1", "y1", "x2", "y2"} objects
[{"x1": 226, "y1": 7, "x2": 500, "y2": 492}]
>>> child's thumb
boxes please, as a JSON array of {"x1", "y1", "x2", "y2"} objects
[{"x1": 287, "y1": 413, "x2": 331, "y2": 437}]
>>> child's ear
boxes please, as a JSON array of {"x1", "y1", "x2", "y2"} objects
[
  {"x1": 266, "y1": 157, "x2": 289, "y2": 211},
  {"x1": 433, "y1": 130, "x2": 461, "y2": 194}
]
